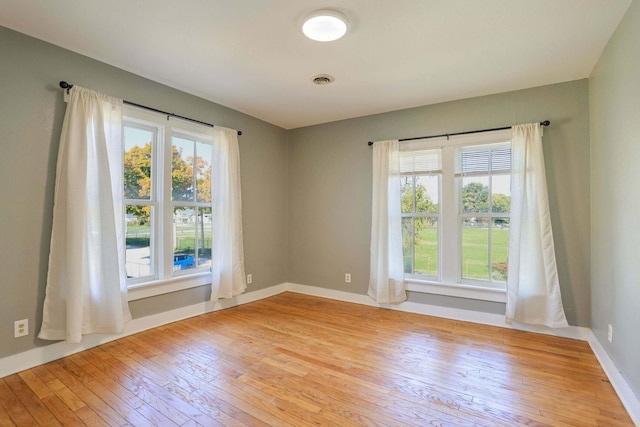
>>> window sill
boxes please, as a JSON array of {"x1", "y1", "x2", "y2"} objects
[
  {"x1": 127, "y1": 272, "x2": 212, "y2": 301},
  {"x1": 406, "y1": 279, "x2": 506, "y2": 303}
]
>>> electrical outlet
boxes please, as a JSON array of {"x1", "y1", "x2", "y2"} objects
[
  {"x1": 608, "y1": 324, "x2": 613, "y2": 343},
  {"x1": 247, "y1": 274, "x2": 253, "y2": 284},
  {"x1": 14, "y1": 319, "x2": 28, "y2": 338},
  {"x1": 345, "y1": 273, "x2": 351, "y2": 283}
]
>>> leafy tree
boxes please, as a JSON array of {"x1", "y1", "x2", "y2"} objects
[
  {"x1": 194, "y1": 155, "x2": 211, "y2": 202},
  {"x1": 492, "y1": 193, "x2": 511, "y2": 213},
  {"x1": 402, "y1": 181, "x2": 438, "y2": 214},
  {"x1": 124, "y1": 145, "x2": 152, "y2": 199},
  {"x1": 124, "y1": 144, "x2": 152, "y2": 223},
  {"x1": 172, "y1": 147, "x2": 194, "y2": 201},
  {"x1": 462, "y1": 182, "x2": 489, "y2": 213},
  {"x1": 462, "y1": 182, "x2": 512, "y2": 213},
  {"x1": 124, "y1": 143, "x2": 211, "y2": 223},
  {"x1": 401, "y1": 179, "x2": 437, "y2": 258}
]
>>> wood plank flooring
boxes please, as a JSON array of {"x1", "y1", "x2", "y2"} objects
[{"x1": 0, "y1": 292, "x2": 633, "y2": 426}]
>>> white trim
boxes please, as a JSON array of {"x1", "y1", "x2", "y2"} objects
[
  {"x1": 127, "y1": 272, "x2": 212, "y2": 301},
  {"x1": 406, "y1": 280, "x2": 507, "y2": 303},
  {"x1": 587, "y1": 331, "x2": 640, "y2": 426},
  {"x1": 2, "y1": 281, "x2": 637, "y2": 425},
  {"x1": 286, "y1": 282, "x2": 585, "y2": 339},
  {"x1": 0, "y1": 283, "x2": 287, "y2": 379}
]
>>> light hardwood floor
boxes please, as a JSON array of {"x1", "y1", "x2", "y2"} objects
[{"x1": 0, "y1": 292, "x2": 633, "y2": 426}]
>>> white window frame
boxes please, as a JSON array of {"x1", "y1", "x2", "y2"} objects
[
  {"x1": 123, "y1": 106, "x2": 214, "y2": 301},
  {"x1": 401, "y1": 173, "x2": 441, "y2": 280},
  {"x1": 400, "y1": 148, "x2": 442, "y2": 281},
  {"x1": 401, "y1": 129, "x2": 512, "y2": 302}
]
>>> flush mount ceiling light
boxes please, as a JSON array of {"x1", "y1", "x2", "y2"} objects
[{"x1": 302, "y1": 10, "x2": 349, "y2": 42}]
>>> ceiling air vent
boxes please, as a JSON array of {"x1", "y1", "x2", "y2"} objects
[{"x1": 311, "y1": 74, "x2": 334, "y2": 85}]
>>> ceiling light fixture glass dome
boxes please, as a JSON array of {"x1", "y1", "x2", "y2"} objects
[{"x1": 302, "y1": 10, "x2": 349, "y2": 42}]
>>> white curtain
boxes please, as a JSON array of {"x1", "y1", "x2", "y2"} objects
[
  {"x1": 507, "y1": 123, "x2": 568, "y2": 327},
  {"x1": 368, "y1": 140, "x2": 407, "y2": 303},
  {"x1": 39, "y1": 86, "x2": 131, "y2": 343},
  {"x1": 210, "y1": 126, "x2": 247, "y2": 301}
]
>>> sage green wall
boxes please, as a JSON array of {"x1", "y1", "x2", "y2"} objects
[
  {"x1": 0, "y1": 26, "x2": 289, "y2": 358},
  {"x1": 288, "y1": 80, "x2": 591, "y2": 326},
  {"x1": 0, "y1": 22, "x2": 596, "y2": 362},
  {"x1": 589, "y1": 0, "x2": 640, "y2": 400}
]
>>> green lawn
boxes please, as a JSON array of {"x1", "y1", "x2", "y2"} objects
[{"x1": 405, "y1": 226, "x2": 509, "y2": 281}]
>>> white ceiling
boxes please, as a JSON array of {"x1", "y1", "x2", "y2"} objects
[{"x1": 0, "y1": 0, "x2": 631, "y2": 129}]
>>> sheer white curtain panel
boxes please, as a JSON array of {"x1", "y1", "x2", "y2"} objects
[
  {"x1": 507, "y1": 123, "x2": 568, "y2": 327},
  {"x1": 369, "y1": 140, "x2": 407, "y2": 303},
  {"x1": 210, "y1": 126, "x2": 247, "y2": 301},
  {"x1": 39, "y1": 86, "x2": 131, "y2": 343}
]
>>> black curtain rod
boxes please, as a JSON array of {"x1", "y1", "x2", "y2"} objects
[
  {"x1": 367, "y1": 120, "x2": 550, "y2": 146},
  {"x1": 59, "y1": 81, "x2": 242, "y2": 136}
]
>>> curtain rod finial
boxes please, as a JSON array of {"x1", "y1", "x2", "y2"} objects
[
  {"x1": 540, "y1": 120, "x2": 550, "y2": 127},
  {"x1": 59, "y1": 81, "x2": 73, "y2": 94}
]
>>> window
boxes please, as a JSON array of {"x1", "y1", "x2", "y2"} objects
[
  {"x1": 400, "y1": 149, "x2": 441, "y2": 279},
  {"x1": 400, "y1": 130, "x2": 512, "y2": 301},
  {"x1": 123, "y1": 107, "x2": 214, "y2": 299},
  {"x1": 457, "y1": 143, "x2": 511, "y2": 284}
]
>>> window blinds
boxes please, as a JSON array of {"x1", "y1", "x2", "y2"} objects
[
  {"x1": 456, "y1": 142, "x2": 511, "y2": 175},
  {"x1": 399, "y1": 149, "x2": 441, "y2": 174}
]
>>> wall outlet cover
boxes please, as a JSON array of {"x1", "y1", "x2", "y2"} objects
[{"x1": 14, "y1": 319, "x2": 28, "y2": 338}]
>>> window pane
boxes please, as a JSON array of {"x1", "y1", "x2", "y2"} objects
[
  {"x1": 401, "y1": 176, "x2": 414, "y2": 213},
  {"x1": 196, "y1": 142, "x2": 212, "y2": 203},
  {"x1": 462, "y1": 177, "x2": 489, "y2": 213},
  {"x1": 415, "y1": 175, "x2": 439, "y2": 213},
  {"x1": 196, "y1": 207, "x2": 212, "y2": 268},
  {"x1": 402, "y1": 217, "x2": 414, "y2": 274},
  {"x1": 491, "y1": 175, "x2": 511, "y2": 213},
  {"x1": 124, "y1": 127, "x2": 153, "y2": 200},
  {"x1": 172, "y1": 137, "x2": 195, "y2": 201},
  {"x1": 491, "y1": 218, "x2": 509, "y2": 282},
  {"x1": 461, "y1": 217, "x2": 489, "y2": 280},
  {"x1": 173, "y1": 206, "x2": 196, "y2": 272},
  {"x1": 414, "y1": 218, "x2": 438, "y2": 277},
  {"x1": 125, "y1": 205, "x2": 152, "y2": 279}
]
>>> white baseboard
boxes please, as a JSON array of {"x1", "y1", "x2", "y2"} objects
[
  {"x1": 1, "y1": 281, "x2": 637, "y2": 425},
  {"x1": 0, "y1": 283, "x2": 288, "y2": 379},
  {"x1": 587, "y1": 331, "x2": 640, "y2": 426},
  {"x1": 285, "y1": 282, "x2": 590, "y2": 340}
]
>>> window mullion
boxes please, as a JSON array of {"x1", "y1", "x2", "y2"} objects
[
  {"x1": 487, "y1": 174, "x2": 493, "y2": 282},
  {"x1": 488, "y1": 214, "x2": 493, "y2": 282},
  {"x1": 411, "y1": 217, "x2": 416, "y2": 276},
  {"x1": 161, "y1": 126, "x2": 173, "y2": 280},
  {"x1": 440, "y1": 146, "x2": 456, "y2": 284},
  {"x1": 192, "y1": 141, "x2": 200, "y2": 264}
]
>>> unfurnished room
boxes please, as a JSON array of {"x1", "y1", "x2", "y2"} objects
[{"x1": 0, "y1": 1, "x2": 639, "y2": 425}]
